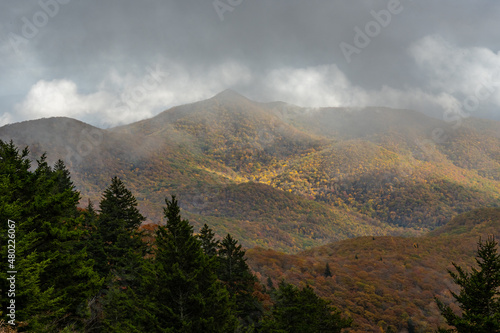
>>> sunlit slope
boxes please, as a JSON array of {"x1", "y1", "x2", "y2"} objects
[
  {"x1": 1, "y1": 90, "x2": 498, "y2": 251},
  {"x1": 262, "y1": 139, "x2": 499, "y2": 228},
  {"x1": 258, "y1": 103, "x2": 500, "y2": 227}
]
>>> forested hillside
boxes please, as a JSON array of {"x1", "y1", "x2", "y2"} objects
[
  {"x1": 1, "y1": 90, "x2": 499, "y2": 253},
  {"x1": 1, "y1": 140, "x2": 500, "y2": 332},
  {"x1": 0, "y1": 141, "x2": 352, "y2": 332},
  {"x1": 247, "y1": 207, "x2": 500, "y2": 332}
]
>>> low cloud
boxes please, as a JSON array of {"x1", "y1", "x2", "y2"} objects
[
  {"x1": 409, "y1": 35, "x2": 500, "y2": 117},
  {"x1": 262, "y1": 63, "x2": 462, "y2": 118},
  {"x1": 3, "y1": 1, "x2": 500, "y2": 126},
  {"x1": 264, "y1": 64, "x2": 370, "y2": 107},
  {"x1": 11, "y1": 35, "x2": 500, "y2": 128},
  {"x1": 14, "y1": 60, "x2": 253, "y2": 128}
]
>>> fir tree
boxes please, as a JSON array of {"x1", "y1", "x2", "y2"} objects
[
  {"x1": 26, "y1": 157, "x2": 101, "y2": 331},
  {"x1": 266, "y1": 277, "x2": 275, "y2": 290},
  {"x1": 81, "y1": 200, "x2": 98, "y2": 236},
  {"x1": 146, "y1": 196, "x2": 237, "y2": 332},
  {"x1": 0, "y1": 141, "x2": 31, "y2": 314},
  {"x1": 324, "y1": 262, "x2": 332, "y2": 277},
  {"x1": 0, "y1": 142, "x2": 101, "y2": 331},
  {"x1": 96, "y1": 177, "x2": 149, "y2": 331},
  {"x1": 436, "y1": 236, "x2": 500, "y2": 332},
  {"x1": 261, "y1": 281, "x2": 352, "y2": 333},
  {"x1": 95, "y1": 176, "x2": 147, "y2": 282},
  {"x1": 219, "y1": 233, "x2": 263, "y2": 327},
  {"x1": 198, "y1": 223, "x2": 220, "y2": 258}
]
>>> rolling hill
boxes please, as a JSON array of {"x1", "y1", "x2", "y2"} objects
[{"x1": 246, "y1": 207, "x2": 500, "y2": 332}]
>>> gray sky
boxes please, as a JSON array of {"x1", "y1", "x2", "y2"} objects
[{"x1": 1, "y1": 0, "x2": 500, "y2": 128}]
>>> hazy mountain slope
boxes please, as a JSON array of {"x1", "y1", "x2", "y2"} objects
[
  {"x1": 115, "y1": 90, "x2": 324, "y2": 174},
  {"x1": 0, "y1": 90, "x2": 498, "y2": 252},
  {"x1": 257, "y1": 102, "x2": 500, "y2": 227},
  {"x1": 268, "y1": 103, "x2": 500, "y2": 180},
  {"x1": 270, "y1": 105, "x2": 438, "y2": 141},
  {"x1": 0, "y1": 116, "x2": 237, "y2": 220},
  {"x1": 0, "y1": 107, "x2": 407, "y2": 253},
  {"x1": 246, "y1": 207, "x2": 500, "y2": 332}
]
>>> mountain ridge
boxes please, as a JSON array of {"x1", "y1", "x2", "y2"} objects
[{"x1": 1, "y1": 90, "x2": 498, "y2": 252}]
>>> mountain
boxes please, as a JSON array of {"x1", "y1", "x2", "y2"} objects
[
  {"x1": 1, "y1": 90, "x2": 499, "y2": 252},
  {"x1": 246, "y1": 207, "x2": 500, "y2": 332}
]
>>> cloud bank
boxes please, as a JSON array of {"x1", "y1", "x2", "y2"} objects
[{"x1": 1, "y1": 1, "x2": 500, "y2": 127}]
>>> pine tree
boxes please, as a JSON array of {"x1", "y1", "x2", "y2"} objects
[
  {"x1": 146, "y1": 196, "x2": 237, "y2": 332},
  {"x1": 261, "y1": 281, "x2": 352, "y2": 333},
  {"x1": 28, "y1": 158, "x2": 101, "y2": 330},
  {"x1": 198, "y1": 223, "x2": 220, "y2": 258},
  {"x1": 1, "y1": 142, "x2": 101, "y2": 331},
  {"x1": 266, "y1": 277, "x2": 275, "y2": 290},
  {"x1": 219, "y1": 233, "x2": 263, "y2": 327},
  {"x1": 324, "y1": 262, "x2": 332, "y2": 277},
  {"x1": 81, "y1": 200, "x2": 98, "y2": 237},
  {"x1": 436, "y1": 236, "x2": 500, "y2": 333},
  {"x1": 95, "y1": 177, "x2": 147, "y2": 282},
  {"x1": 95, "y1": 177, "x2": 149, "y2": 331},
  {"x1": 0, "y1": 141, "x2": 31, "y2": 316}
]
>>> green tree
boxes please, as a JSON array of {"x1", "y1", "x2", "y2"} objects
[
  {"x1": 219, "y1": 233, "x2": 263, "y2": 328},
  {"x1": 81, "y1": 200, "x2": 98, "y2": 239},
  {"x1": 0, "y1": 141, "x2": 31, "y2": 315},
  {"x1": 146, "y1": 196, "x2": 237, "y2": 332},
  {"x1": 324, "y1": 263, "x2": 332, "y2": 278},
  {"x1": 95, "y1": 177, "x2": 149, "y2": 331},
  {"x1": 24, "y1": 157, "x2": 101, "y2": 331},
  {"x1": 267, "y1": 277, "x2": 275, "y2": 290},
  {"x1": 95, "y1": 176, "x2": 147, "y2": 281},
  {"x1": 198, "y1": 223, "x2": 220, "y2": 258},
  {"x1": 0, "y1": 142, "x2": 101, "y2": 331},
  {"x1": 261, "y1": 281, "x2": 352, "y2": 333},
  {"x1": 436, "y1": 236, "x2": 500, "y2": 333}
]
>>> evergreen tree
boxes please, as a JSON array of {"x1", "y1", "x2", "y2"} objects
[
  {"x1": 266, "y1": 277, "x2": 275, "y2": 290},
  {"x1": 199, "y1": 223, "x2": 220, "y2": 258},
  {"x1": 26, "y1": 157, "x2": 101, "y2": 331},
  {"x1": 324, "y1": 262, "x2": 332, "y2": 278},
  {"x1": 95, "y1": 176, "x2": 147, "y2": 282},
  {"x1": 436, "y1": 236, "x2": 500, "y2": 333},
  {"x1": 260, "y1": 281, "x2": 352, "y2": 333},
  {"x1": 0, "y1": 142, "x2": 101, "y2": 331},
  {"x1": 81, "y1": 200, "x2": 98, "y2": 236},
  {"x1": 146, "y1": 196, "x2": 237, "y2": 332},
  {"x1": 219, "y1": 233, "x2": 263, "y2": 328},
  {"x1": 0, "y1": 141, "x2": 31, "y2": 315},
  {"x1": 95, "y1": 177, "x2": 149, "y2": 331}
]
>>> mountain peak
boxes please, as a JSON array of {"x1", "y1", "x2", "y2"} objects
[{"x1": 212, "y1": 89, "x2": 249, "y2": 102}]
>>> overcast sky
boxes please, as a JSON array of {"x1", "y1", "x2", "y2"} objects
[{"x1": 1, "y1": 0, "x2": 500, "y2": 128}]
